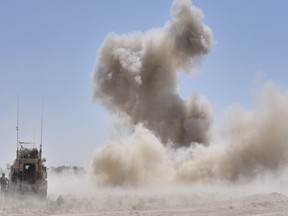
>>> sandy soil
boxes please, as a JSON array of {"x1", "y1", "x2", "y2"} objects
[{"x1": 1, "y1": 180, "x2": 288, "y2": 216}]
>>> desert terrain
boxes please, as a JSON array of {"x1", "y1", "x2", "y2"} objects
[{"x1": 1, "y1": 170, "x2": 288, "y2": 216}]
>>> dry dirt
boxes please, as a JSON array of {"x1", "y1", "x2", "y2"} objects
[{"x1": 1, "y1": 173, "x2": 288, "y2": 216}]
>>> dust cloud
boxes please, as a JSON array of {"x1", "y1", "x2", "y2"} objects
[
  {"x1": 3, "y1": 171, "x2": 288, "y2": 215},
  {"x1": 92, "y1": 0, "x2": 288, "y2": 187},
  {"x1": 93, "y1": 0, "x2": 213, "y2": 146},
  {"x1": 176, "y1": 83, "x2": 288, "y2": 182}
]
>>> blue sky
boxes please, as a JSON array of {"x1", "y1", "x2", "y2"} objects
[{"x1": 1, "y1": 0, "x2": 288, "y2": 168}]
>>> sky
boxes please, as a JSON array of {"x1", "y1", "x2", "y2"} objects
[{"x1": 0, "y1": 0, "x2": 288, "y2": 168}]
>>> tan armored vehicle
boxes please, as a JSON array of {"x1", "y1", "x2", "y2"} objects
[
  {"x1": 9, "y1": 142, "x2": 47, "y2": 198},
  {"x1": 8, "y1": 101, "x2": 47, "y2": 198}
]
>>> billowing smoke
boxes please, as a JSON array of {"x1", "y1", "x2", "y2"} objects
[
  {"x1": 91, "y1": 125, "x2": 173, "y2": 186},
  {"x1": 92, "y1": 83, "x2": 288, "y2": 186},
  {"x1": 176, "y1": 83, "x2": 288, "y2": 182},
  {"x1": 92, "y1": 0, "x2": 288, "y2": 186},
  {"x1": 93, "y1": 0, "x2": 213, "y2": 146}
]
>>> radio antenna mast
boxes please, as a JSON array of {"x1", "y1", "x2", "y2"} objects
[
  {"x1": 40, "y1": 99, "x2": 44, "y2": 159},
  {"x1": 16, "y1": 94, "x2": 19, "y2": 157}
]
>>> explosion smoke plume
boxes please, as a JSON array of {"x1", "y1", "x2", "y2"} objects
[
  {"x1": 92, "y1": 0, "x2": 288, "y2": 186},
  {"x1": 176, "y1": 83, "x2": 288, "y2": 182},
  {"x1": 93, "y1": 0, "x2": 213, "y2": 146}
]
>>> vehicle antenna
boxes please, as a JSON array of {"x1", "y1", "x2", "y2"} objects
[
  {"x1": 40, "y1": 99, "x2": 44, "y2": 159},
  {"x1": 16, "y1": 94, "x2": 19, "y2": 157}
]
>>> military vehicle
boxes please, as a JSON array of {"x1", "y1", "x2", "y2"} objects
[
  {"x1": 8, "y1": 100, "x2": 47, "y2": 198},
  {"x1": 9, "y1": 142, "x2": 47, "y2": 198}
]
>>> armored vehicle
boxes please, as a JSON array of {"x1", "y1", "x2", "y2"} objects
[
  {"x1": 9, "y1": 142, "x2": 47, "y2": 198},
  {"x1": 8, "y1": 100, "x2": 47, "y2": 198}
]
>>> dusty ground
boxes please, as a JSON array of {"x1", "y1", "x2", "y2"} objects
[{"x1": 1, "y1": 178, "x2": 288, "y2": 216}]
